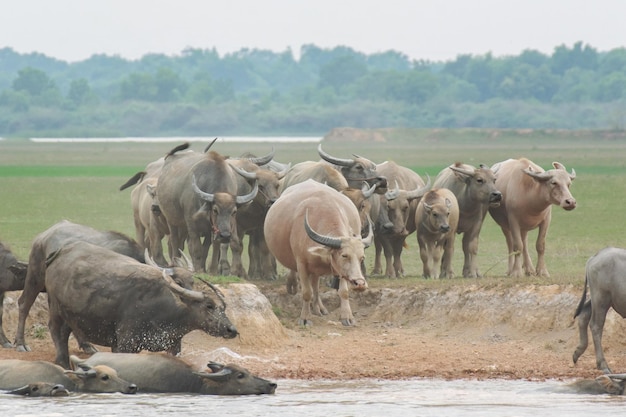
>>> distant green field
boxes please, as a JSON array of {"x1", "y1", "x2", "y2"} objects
[{"x1": 1, "y1": 130, "x2": 625, "y2": 287}]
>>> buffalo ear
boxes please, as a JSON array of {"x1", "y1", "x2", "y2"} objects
[
  {"x1": 595, "y1": 375, "x2": 624, "y2": 395},
  {"x1": 8, "y1": 261, "x2": 27, "y2": 280},
  {"x1": 307, "y1": 246, "x2": 331, "y2": 262}
]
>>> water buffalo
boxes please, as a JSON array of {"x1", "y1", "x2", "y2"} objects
[
  {"x1": 317, "y1": 144, "x2": 387, "y2": 192},
  {"x1": 433, "y1": 162, "x2": 502, "y2": 278},
  {"x1": 44, "y1": 241, "x2": 237, "y2": 369},
  {"x1": 0, "y1": 241, "x2": 27, "y2": 348},
  {"x1": 220, "y1": 155, "x2": 288, "y2": 280},
  {"x1": 0, "y1": 359, "x2": 137, "y2": 394},
  {"x1": 566, "y1": 374, "x2": 626, "y2": 395},
  {"x1": 372, "y1": 161, "x2": 430, "y2": 278},
  {"x1": 415, "y1": 188, "x2": 460, "y2": 279},
  {"x1": 15, "y1": 220, "x2": 145, "y2": 353},
  {"x1": 72, "y1": 353, "x2": 277, "y2": 395},
  {"x1": 265, "y1": 180, "x2": 373, "y2": 326},
  {"x1": 573, "y1": 247, "x2": 626, "y2": 373},
  {"x1": 157, "y1": 147, "x2": 258, "y2": 273},
  {"x1": 489, "y1": 158, "x2": 576, "y2": 278},
  {"x1": 6, "y1": 382, "x2": 70, "y2": 397}
]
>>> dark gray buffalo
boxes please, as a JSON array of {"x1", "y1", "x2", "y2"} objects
[
  {"x1": 15, "y1": 220, "x2": 145, "y2": 353},
  {"x1": 566, "y1": 374, "x2": 626, "y2": 395},
  {"x1": 317, "y1": 144, "x2": 387, "y2": 192},
  {"x1": 157, "y1": 148, "x2": 258, "y2": 273},
  {"x1": 0, "y1": 241, "x2": 27, "y2": 348},
  {"x1": 573, "y1": 247, "x2": 626, "y2": 373},
  {"x1": 433, "y1": 162, "x2": 502, "y2": 278},
  {"x1": 372, "y1": 161, "x2": 430, "y2": 278},
  {"x1": 6, "y1": 382, "x2": 70, "y2": 397},
  {"x1": 44, "y1": 241, "x2": 237, "y2": 369},
  {"x1": 0, "y1": 359, "x2": 137, "y2": 394},
  {"x1": 73, "y1": 352, "x2": 277, "y2": 395}
]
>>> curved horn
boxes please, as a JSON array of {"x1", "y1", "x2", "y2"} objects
[
  {"x1": 204, "y1": 137, "x2": 218, "y2": 153},
  {"x1": 192, "y1": 174, "x2": 215, "y2": 203},
  {"x1": 245, "y1": 147, "x2": 275, "y2": 166},
  {"x1": 304, "y1": 210, "x2": 342, "y2": 249},
  {"x1": 318, "y1": 144, "x2": 354, "y2": 167},
  {"x1": 361, "y1": 214, "x2": 374, "y2": 248},
  {"x1": 172, "y1": 249, "x2": 193, "y2": 271},
  {"x1": 406, "y1": 174, "x2": 431, "y2": 200},
  {"x1": 197, "y1": 277, "x2": 227, "y2": 308},
  {"x1": 553, "y1": 162, "x2": 577, "y2": 180},
  {"x1": 162, "y1": 269, "x2": 205, "y2": 301},
  {"x1": 606, "y1": 373, "x2": 626, "y2": 380},
  {"x1": 385, "y1": 180, "x2": 400, "y2": 200},
  {"x1": 144, "y1": 249, "x2": 161, "y2": 268},
  {"x1": 236, "y1": 180, "x2": 258, "y2": 205},
  {"x1": 231, "y1": 164, "x2": 257, "y2": 181},
  {"x1": 361, "y1": 181, "x2": 377, "y2": 198}
]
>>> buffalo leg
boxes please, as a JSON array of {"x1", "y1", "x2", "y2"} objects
[
  {"x1": 0, "y1": 292, "x2": 12, "y2": 348},
  {"x1": 48, "y1": 311, "x2": 72, "y2": 369},
  {"x1": 15, "y1": 279, "x2": 43, "y2": 351},
  {"x1": 590, "y1": 304, "x2": 613, "y2": 373},
  {"x1": 573, "y1": 300, "x2": 591, "y2": 365},
  {"x1": 534, "y1": 218, "x2": 551, "y2": 277},
  {"x1": 371, "y1": 237, "x2": 383, "y2": 276},
  {"x1": 297, "y1": 264, "x2": 314, "y2": 326},
  {"x1": 461, "y1": 230, "x2": 481, "y2": 278},
  {"x1": 338, "y1": 278, "x2": 356, "y2": 326}
]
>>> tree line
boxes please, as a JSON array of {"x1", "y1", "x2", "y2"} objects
[{"x1": 0, "y1": 41, "x2": 625, "y2": 137}]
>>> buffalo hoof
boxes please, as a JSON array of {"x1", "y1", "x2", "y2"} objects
[
  {"x1": 15, "y1": 344, "x2": 31, "y2": 352},
  {"x1": 298, "y1": 318, "x2": 313, "y2": 327},
  {"x1": 1, "y1": 341, "x2": 13, "y2": 349},
  {"x1": 341, "y1": 318, "x2": 356, "y2": 326}
]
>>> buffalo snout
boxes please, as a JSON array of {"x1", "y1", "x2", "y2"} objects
[
  {"x1": 349, "y1": 278, "x2": 368, "y2": 292},
  {"x1": 440, "y1": 225, "x2": 450, "y2": 233},
  {"x1": 124, "y1": 384, "x2": 138, "y2": 394},
  {"x1": 562, "y1": 198, "x2": 577, "y2": 210},
  {"x1": 489, "y1": 192, "x2": 502, "y2": 207}
]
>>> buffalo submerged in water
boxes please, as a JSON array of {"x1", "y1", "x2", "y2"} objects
[{"x1": 72, "y1": 353, "x2": 277, "y2": 395}]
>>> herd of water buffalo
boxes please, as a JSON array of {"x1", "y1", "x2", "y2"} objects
[{"x1": 1, "y1": 140, "x2": 626, "y2": 396}]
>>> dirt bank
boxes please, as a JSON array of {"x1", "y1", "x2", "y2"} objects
[{"x1": 1, "y1": 281, "x2": 625, "y2": 382}]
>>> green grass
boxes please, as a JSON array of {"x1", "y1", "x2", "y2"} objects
[{"x1": 1, "y1": 130, "x2": 625, "y2": 289}]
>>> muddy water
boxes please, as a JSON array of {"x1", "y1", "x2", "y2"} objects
[{"x1": 1, "y1": 378, "x2": 625, "y2": 417}]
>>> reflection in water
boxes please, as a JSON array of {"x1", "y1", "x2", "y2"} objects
[{"x1": 1, "y1": 379, "x2": 625, "y2": 417}]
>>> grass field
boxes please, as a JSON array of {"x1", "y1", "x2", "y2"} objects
[{"x1": 1, "y1": 129, "x2": 625, "y2": 287}]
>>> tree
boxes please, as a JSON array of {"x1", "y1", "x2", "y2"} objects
[
  {"x1": 67, "y1": 78, "x2": 97, "y2": 107},
  {"x1": 318, "y1": 55, "x2": 367, "y2": 92}
]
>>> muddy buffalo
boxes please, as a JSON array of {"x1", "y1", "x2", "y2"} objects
[
  {"x1": 15, "y1": 220, "x2": 144, "y2": 353},
  {"x1": 73, "y1": 353, "x2": 277, "y2": 395},
  {"x1": 44, "y1": 241, "x2": 237, "y2": 369}
]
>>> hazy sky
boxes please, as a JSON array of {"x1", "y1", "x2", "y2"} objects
[{"x1": 2, "y1": 0, "x2": 624, "y2": 63}]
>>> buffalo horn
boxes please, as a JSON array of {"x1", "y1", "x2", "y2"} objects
[
  {"x1": 231, "y1": 164, "x2": 257, "y2": 181},
  {"x1": 361, "y1": 214, "x2": 374, "y2": 248},
  {"x1": 245, "y1": 147, "x2": 275, "y2": 166},
  {"x1": 406, "y1": 174, "x2": 431, "y2": 200},
  {"x1": 204, "y1": 137, "x2": 218, "y2": 153},
  {"x1": 553, "y1": 162, "x2": 577, "y2": 180},
  {"x1": 161, "y1": 270, "x2": 205, "y2": 301},
  {"x1": 236, "y1": 180, "x2": 258, "y2": 205},
  {"x1": 317, "y1": 144, "x2": 354, "y2": 167},
  {"x1": 191, "y1": 174, "x2": 215, "y2": 203},
  {"x1": 522, "y1": 168, "x2": 552, "y2": 182},
  {"x1": 197, "y1": 277, "x2": 227, "y2": 308},
  {"x1": 304, "y1": 210, "x2": 342, "y2": 249},
  {"x1": 385, "y1": 180, "x2": 401, "y2": 200},
  {"x1": 361, "y1": 181, "x2": 377, "y2": 198}
]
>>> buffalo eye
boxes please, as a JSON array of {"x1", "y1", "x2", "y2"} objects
[
  {"x1": 101, "y1": 375, "x2": 110, "y2": 381},
  {"x1": 237, "y1": 372, "x2": 246, "y2": 379},
  {"x1": 32, "y1": 386, "x2": 39, "y2": 392},
  {"x1": 476, "y1": 178, "x2": 484, "y2": 184}
]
